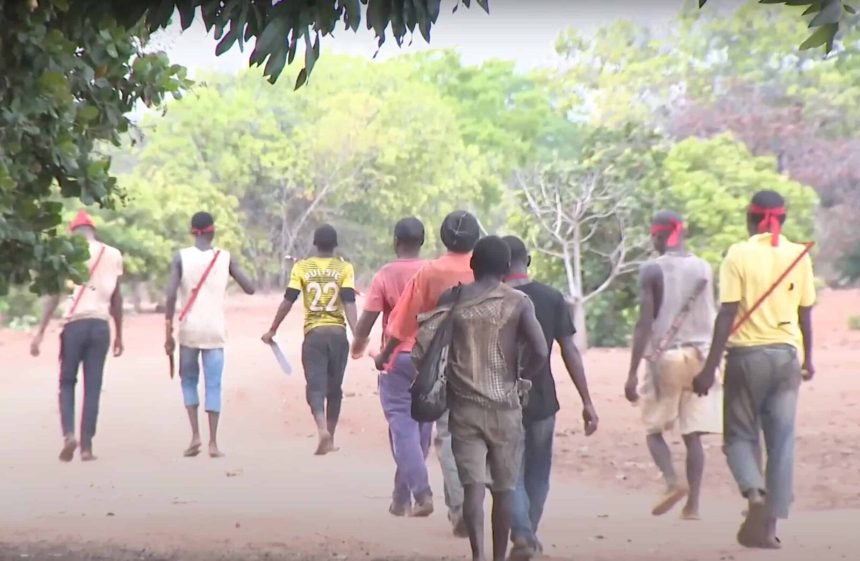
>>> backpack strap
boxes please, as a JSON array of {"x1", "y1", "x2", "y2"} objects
[
  {"x1": 67, "y1": 244, "x2": 107, "y2": 319},
  {"x1": 646, "y1": 277, "x2": 708, "y2": 362},
  {"x1": 178, "y1": 250, "x2": 222, "y2": 323}
]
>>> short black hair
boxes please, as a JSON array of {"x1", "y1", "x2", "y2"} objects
[
  {"x1": 191, "y1": 211, "x2": 214, "y2": 231},
  {"x1": 394, "y1": 217, "x2": 425, "y2": 247},
  {"x1": 501, "y1": 235, "x2": 528, "y2": 264},
  {"x1": 749, "y1": 190, "x2": 787, "y2": 224},
  {"x1": 651, "y1": 210, "x2": 683, "y2": 226},
  {"x1": 440, "y1": 211, "x2": 481, "y2": 253},
  {"x1": 313, "y1": 224, "x2": 338, "y2": 251},
  {"x1": 471, "y1": 235, "x2": 511, "y2": 279}
]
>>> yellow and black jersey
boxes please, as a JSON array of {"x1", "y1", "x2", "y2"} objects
[{"x1": 286, "y1": 256, "x2": 355, "y2": 333}]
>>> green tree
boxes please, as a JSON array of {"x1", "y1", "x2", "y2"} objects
[{"x1": 0, "y1": 2, "x2": 187, "y2": 296}]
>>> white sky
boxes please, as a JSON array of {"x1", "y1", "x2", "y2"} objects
[{"x1": 153, "y1": 0, "x2": 710, "y2": 76}]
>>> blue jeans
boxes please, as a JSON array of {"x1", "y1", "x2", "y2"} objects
[
  {"x1": 724, "y1": 344, "x2": 801, "y2": 519},
  {"x1": 179, "y1": 346, "x2": 225, "y2": 413},
  {"x1": 511, "y1": 414, "x2": 555, "y2": 546},
  {"x1": 379, "y1": 353, "x2": 433, "y2": 505}
]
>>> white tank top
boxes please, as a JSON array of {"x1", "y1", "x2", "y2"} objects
[
  {"x1": 649, "y1": 253, "x2": 716, "y2": 354},
  {"x1": 178, "y1": 247, "x2": 230, "y2": 349}
]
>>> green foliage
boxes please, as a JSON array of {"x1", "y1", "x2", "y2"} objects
[
  {"x1": 847, "y1": 314, "x2": 860, "y2": 331},
  {"x1": 0, "y1": 2, "x2": 188, "y2": 296},
  {"x1": 661, "y1": 134, "x2": 818, "y2": 268},
  {"x1": 0, "y1": 286, "x2": 41, "y2": 329},
  {"x1": 76, "y1": 0, "x2": 849, "y2": 87}
]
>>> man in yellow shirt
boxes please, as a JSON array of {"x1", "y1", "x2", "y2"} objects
[
  {"x1": 262, "y1": 225, "x2": 358, "y2": 455},
  {"x1": 694, "y1": 190, "x2": 815, "y2": 550}
]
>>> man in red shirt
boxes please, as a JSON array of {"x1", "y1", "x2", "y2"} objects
[
  {"x1": 375, "y1": 210, "x2": 481, "y2": 536},
  {"x1": 352, "y1": 217, "x2": 431, "y2": 517}
]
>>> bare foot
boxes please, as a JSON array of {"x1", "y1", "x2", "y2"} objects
[
  {"x1": 737, "y1": 493, "x2": 768, "y2": 548},
  {"x1": 651, "y1": 484, "x2": 689, "y2": 516},
  {"x1": 80, "y1": 450, "x2": 98, "y2": 462},
  {"x1": 59, "y1": 436, "x2": 77, "y2": 462},
  {"x1": 314, "y1": 433, "x2": 334, "y2": 455},
  {"x1": 183, "y1": 439, "x2": 202, "y2": 457},
  {"x1": 208, "y1": 443, "x2": 225, "y2": 458},
  {"x1": 680, "y1": 505, "x2": 701, "y2": 521}
]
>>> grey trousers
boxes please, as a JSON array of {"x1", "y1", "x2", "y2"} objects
[
  {"x1": 724, "y1": 344, "x2": 801, "y2": 519},
  {"x1": 435, "y1": 410, "x2": 464, "y2": 517}
]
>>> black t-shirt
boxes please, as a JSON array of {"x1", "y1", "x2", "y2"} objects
[{"x1": 514, "y1": 281, "x2": 576, "y2": 422}]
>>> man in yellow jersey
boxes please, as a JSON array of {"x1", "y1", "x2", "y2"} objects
[
  {"x1": 262, "y1": 224, "x2": 358, "y2": 455},
  {"x1": 694, "y1": 190, "x2": 815, "y2": 550}
]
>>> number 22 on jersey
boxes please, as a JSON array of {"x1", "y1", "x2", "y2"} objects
[{"x1": 307, "y1": 281, "x2": 339, "y2": 312}]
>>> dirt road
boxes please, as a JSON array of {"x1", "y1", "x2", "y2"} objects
[{"x1": 1, "y1": 291, "x2": 858, "y2": 561}]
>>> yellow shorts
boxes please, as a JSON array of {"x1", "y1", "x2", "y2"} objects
[{"x1": 640, "y1": 347, "x2": 722, "y2": 436}]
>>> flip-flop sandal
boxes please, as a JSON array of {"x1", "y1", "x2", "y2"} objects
[
  {"x1": 651, "y1": 486, "x2": 689, "y2": 516},
  {"x1": 680, "y1": 509, "x2": 701, "y2": 521},
  {"x1": 183, "y1": 443, "x2": 202, "y2": 457}
]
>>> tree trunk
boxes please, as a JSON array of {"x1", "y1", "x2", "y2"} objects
[{"x1": 571, "y1": 221, "x2": 588, "y2": 350}]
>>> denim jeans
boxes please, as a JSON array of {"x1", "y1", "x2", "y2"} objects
[
  {"x1": 179, "y1": 346, "x2": 225, "y2": 412},
  {"x1": 59, "y1": 318, "x2": 111, "y2": 450},
  {"x1": 511, "y1": 414, "x2": 555, "y2": 546},
  {"x1": 724, "y1": 344, "x2": 801, "y2": 519},
  {"x1": 379, "y1": 352, "x2": 433, "y2": 505}
]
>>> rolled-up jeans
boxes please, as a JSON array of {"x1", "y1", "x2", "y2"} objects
[
  {"x1": 511, "y1": 414, "x2": 555, "y2": 546},
  {"x1": 179, "y1": 346, "x2": 225, "y2": 412},
  {"x1": 723, "y1": 344, "x2": 801, "y2": 519},
  {"x1": 379, "y1": 352, "x2": 433, "y2": 505},
  {"x1": 435, "y1": 410, "x2": 465, "y2": 518}
]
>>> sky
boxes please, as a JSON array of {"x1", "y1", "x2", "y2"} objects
[{"x1": 152, "y1": 0, "x2": 699, "y2": 77}]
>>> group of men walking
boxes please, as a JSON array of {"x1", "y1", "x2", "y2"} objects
[{"x1": 29, "y1": 188, "x2": 815, "y2": 560}]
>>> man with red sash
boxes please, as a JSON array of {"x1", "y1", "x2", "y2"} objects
[
  {"x1": 165, "y1": 212, "x2": 255, "y2": 458},
  {"x1": 31, "y1": 210, "x2": 124, "y2": 462},
  {"x1": 626, "y1": 211, "x2": 721, "y2": 520},
  {"x1": 694, "y1": 190, "x2": 815, "y2": 549}
]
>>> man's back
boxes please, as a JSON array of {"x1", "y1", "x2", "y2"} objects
[
  {"x1": 514, "y1": 281, "x2": 574, "y2": 421},
  {"x1": 651, "y1": 253, "x2": 715, "y2": 350},
  {"x1": 387, "y1": 252, "x2": 474, "y2": 343},
  {"x1": 447, "y1": 283, "x2": 528, "y2": 409},
  {"x1": 178, "y1": 246, "x2": 230, "y2": 349},
  {"x1": 720, "y1": 234, "x2": 815, "y2": 351},
  {"x1": 365, "y1": 258, "x2": 424, "y2": 340},
  {"x1": 288, "y1": 256, "x2": 355, "y2": 334}
]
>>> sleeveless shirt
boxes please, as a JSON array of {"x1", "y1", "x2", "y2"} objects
[{"x1": 178, "y1": 247, "x2": 230, "y2": 349}]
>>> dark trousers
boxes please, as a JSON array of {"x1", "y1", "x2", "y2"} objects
[
  {"x1": 301, "y1": 326, "x2": 349, "y2": 424},
  {"x1": 59, "y1": 318, "x2": 110, "y2": 450}
]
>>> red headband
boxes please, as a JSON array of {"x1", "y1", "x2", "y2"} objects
[
  {"x1": 749, "y1": 204, "x2": 784, "y2": 247},
  {"x1": 650, "y1": 219, "x2": 683, "y2": 248},
  {"x1": 191, "y1": 225, "x2": 215, "y2": 235}
]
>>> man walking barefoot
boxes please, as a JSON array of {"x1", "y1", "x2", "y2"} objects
[
  {"x1": 165, "y1": 212, "x2": 255, "y2": 458},
  {"x1": 501, "y1": 236, "x2": 598, "y2": 560},
  {"x1": 351, "y1": 217, "x2": 433, "y2": 517},
  {"x1": 693, "y1": 191, "x2": 815, "y2": 549},
  {"x1": 626, "y1": 211, "x2": 721, "y2": 520},
  {"x1": 262, "y1": 224, "x2": 358, "y2": 455},
  {"x1": 375, "y1": 210, "x2": 481, "y2": 536},
  {"x1": 31, "y1": 209, "x2": 124, "y2": 462},
  {"x1": 422, "y1": 236, "x2": 548, "y2": 561}
]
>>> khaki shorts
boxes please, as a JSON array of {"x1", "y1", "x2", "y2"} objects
[
  {"x1": 640, "y1": 347, "x2": 722, "y2": 436},
  {"x1": 449, "y1": 399, "x2": 524, "y2": 492}
]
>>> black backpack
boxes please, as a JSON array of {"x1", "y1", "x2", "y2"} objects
[{"x1": 410, "y1": 284, "x2": 464, "y2": 423}]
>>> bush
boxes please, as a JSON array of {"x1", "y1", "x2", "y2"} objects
[
  {"x1": 0, "y1": 286, "x2": 41, "y2": 330},
  {"x1": 848, "y1": 315, "x2": 860, "y2": 332}
]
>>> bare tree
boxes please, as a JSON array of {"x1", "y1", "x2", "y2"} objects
[{"x1": 514, "y1": 160, "x2": 650, "y2": 348}]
